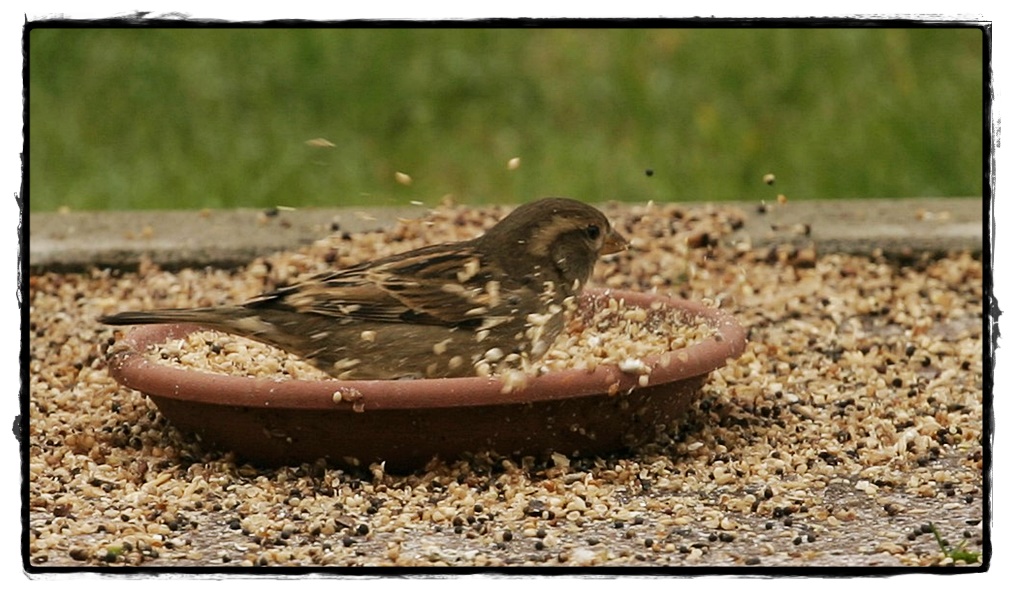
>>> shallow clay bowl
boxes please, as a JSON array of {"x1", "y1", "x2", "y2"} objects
[{"x1": 107, "y1": 289, "x2": 747, "y2": 471}]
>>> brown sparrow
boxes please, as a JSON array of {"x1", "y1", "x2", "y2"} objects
[{"x1": 101, "y1": 197, "x2": 627, "y2": 379}]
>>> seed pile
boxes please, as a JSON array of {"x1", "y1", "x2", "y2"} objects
[
  {"x1": 28, "y1": 200, "x2": 984, "y2": 567},
  {"x1": 144, "y1": 292, "x2": 717, "y2": 386},
  {"x1": 540, "y1": 294, "x2": 716, "y2": 376}
]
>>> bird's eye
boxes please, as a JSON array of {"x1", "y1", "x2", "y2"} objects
[{"x1": 586, "y1": 224, "x2": 601, "y2": 240}]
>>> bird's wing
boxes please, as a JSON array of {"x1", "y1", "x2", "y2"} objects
[{"x1": 245, "y1": 243, "x2": 508, "y2": 326}]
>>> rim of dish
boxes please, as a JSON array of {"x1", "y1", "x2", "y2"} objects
[{"x1": 106, "y1": 288, "x2": 747, "y2": 411}]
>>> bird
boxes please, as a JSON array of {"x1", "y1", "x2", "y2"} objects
[{"x1": 100, "y1": 197, "x2": 627, "y2": 380}]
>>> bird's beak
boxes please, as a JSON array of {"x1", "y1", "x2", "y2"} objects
[{"x1": 601, "y1": 229, "x2": 629, "y2": 255}]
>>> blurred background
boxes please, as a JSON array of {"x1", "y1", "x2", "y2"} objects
[{"x1": 28, "y1": 27, "x2": 984, "y2": 212}]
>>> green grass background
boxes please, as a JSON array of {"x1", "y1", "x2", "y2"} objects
[{"x1": 28, "y1": 26, "x2": 984, "y2": 212}]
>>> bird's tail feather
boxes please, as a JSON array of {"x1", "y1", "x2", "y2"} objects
[
  {"x1": 101, "y1": 307, "x2": 328, "y2": 366},
  {"x1": 99, "y1": 307, "x2": 250, "y2": 328}
]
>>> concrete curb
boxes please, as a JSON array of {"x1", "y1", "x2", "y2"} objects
[{"x1": 29, "y1": 198, "x2": 984, "y2": 272}]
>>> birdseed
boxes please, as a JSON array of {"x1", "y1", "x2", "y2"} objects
[
  {"x1": 139, "y1": 290, "x2": 717, "y2": 384},
  {"x1": 28, "y1": 200, "x2": 984, "y2": 567}
]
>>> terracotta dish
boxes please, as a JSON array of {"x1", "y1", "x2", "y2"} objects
[{"x1": 106, "y1": 289, "x2": 747, "y2": 470}]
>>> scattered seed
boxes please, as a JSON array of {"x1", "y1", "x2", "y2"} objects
[{"x1": 32, "y1": 199, "x2": 983, "y2": 568}]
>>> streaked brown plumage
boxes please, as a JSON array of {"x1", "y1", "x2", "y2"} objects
[{"x1": 100, "y1": 197, "x2": 627, "y2": 379}]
